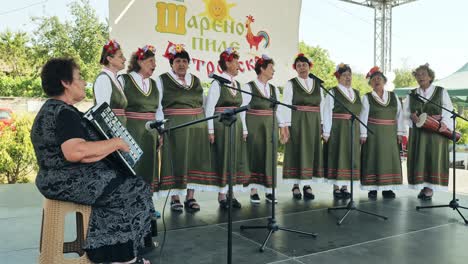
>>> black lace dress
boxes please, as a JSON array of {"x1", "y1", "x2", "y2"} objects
[{"x1": 31, "y1": 99, "x2": 155, "y2": 263}]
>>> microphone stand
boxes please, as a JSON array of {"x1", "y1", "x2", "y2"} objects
[
  {"x1": 214, "y1": 80, "x2": 318, "y2": 252},
  {"x1": 411, "y1": 93, "x2": 468, "y2": 224},
  {"x1": 315, "y1": 75, "x2": 387, "y2": 225},
  {"x1": 155, "y1": 106, "x2": 249, "y2": 264}
]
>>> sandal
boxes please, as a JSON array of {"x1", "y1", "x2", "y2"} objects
[
  {"x1": 184, "y1": 198, "x2": 200, "y2": 211},
  {"x1": 170, "y1": 199, "x2": 183, "y2": 212},
  {"x1": 292, "y1": 186, "x2": 302, "y2": 199},
  {"x1": 303, "y1": 186, "x2": 315, "y2": 200}
]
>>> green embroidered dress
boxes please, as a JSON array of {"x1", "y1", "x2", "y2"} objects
[
  {"x1": 282, "y1": 77, "x2": 324, "y2": 184},
  {"x1": 122, "y1": 73, "x2": 160, "y2": 193}
]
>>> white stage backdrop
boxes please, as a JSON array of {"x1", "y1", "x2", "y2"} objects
[{"x1": 109, "y1": 0, "x2": 302, "y2": 85}]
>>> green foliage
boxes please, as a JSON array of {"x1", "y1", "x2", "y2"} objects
[
  {"x1": 0, "y1": 0, "x2": 107, "y2": 98},
  {"x1": 352, "y1": 73, "x2": 372, "y2": 96},
  {"x1": 393, "y1": 68, "x2": 417, "y2": 89},
  {"x1": 0, "y1": 114, "x2": 37, "y2": 184},
  {"x1": 0, "y1": 74, "x2": 43, "y2": 97},
  {"x1": 299, "y1": 41, "x2": 336, "y2": 88}
]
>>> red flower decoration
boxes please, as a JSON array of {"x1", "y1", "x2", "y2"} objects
[
  {"x1": 366, "y1": 66, "x2": 381, "y2": 79},
  {"x1": 104, "y1": 40, "x2": 119, "y2": 55},
  {"x1": 136, "y1": 48, "x2": 145, "y2": 60}
]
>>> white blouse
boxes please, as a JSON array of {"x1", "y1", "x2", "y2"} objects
[
  {"x1": 205, "y1": 72, "x2": 240, "y2": 133},
  {"x1": 281, "y1": 77, "x2": 325, "y2": 126},
  {"x1": 401, "y1": 84, "x2": 454, "y2": 131},
  {"x1": 240, "y1": 79, "x2": 285, "y2": 135},
  {"x1": 322, "y1": 84, "x2": 358, "y2": 137},
  {"x1": 94, "y1": 68, "x2": 125, "y2": 105},
  {"x1": 359, "y1": 91, "x2": 405, "y2": 138}
]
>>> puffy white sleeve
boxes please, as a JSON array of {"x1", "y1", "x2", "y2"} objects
[
  {"x1": 282, "y1": 81, "x2": 293, "y2": 126},
  {"x1": 359, "y1": 94, "x2": 369, "y2": 138},
  {"x1": 441, "y1": 88, "x2": 455, "y2": 131},
  {"x1": 240, "y1": 83, "x2": 252, "y2": 135},
  {"x1": 93, "y1": 74, "x2": 112, "y2": 105},
  {"x1": 275, "y1": 85, "x2": 286, "y2": 127},
  {"x1": 395, "y1": 93, "x2": 406, "y2": 136},
  {"x1": 322, "y1": 90, "x2": 335, "y2": 137},
  {"x1": 205, "y1": 81, "x2": 221, "y2": 134}
]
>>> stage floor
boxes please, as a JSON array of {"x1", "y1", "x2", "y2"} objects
[{"x1": 1, "y1": 172, "x2": 468, "y2": 264}]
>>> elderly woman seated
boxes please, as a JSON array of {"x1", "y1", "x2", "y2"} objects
[{"x1": 31, "y1": 58, "x2": 154, "y2": 264}]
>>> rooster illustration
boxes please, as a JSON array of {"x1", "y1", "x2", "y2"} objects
[{"x1": 245, "y1": 15, "x2": 270, "y2": 51}]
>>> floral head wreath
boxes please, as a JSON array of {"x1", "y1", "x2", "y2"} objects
[
  {"x1": 135, "y1": 45, "x2": 156, "y2": 60},
  {"x1": 292, "y1": 53, "x2": 313, "y2": 70},
  {"x1": 103, "y1": 40, "x2": 120, "y2": 55},
  {"x1": 220, "y1": 47, "x2": 238, "y2": 62},
  {"x1": 255, "y1": 54, "x2": 271, "y2": 67},
  {"x1": 163, "y1": 42, "x2": 186, "y2": 60},
  {"x1": 366, "y1": 66, "x2": 382, "y2": 79},
  {"x1": 334, "y1": 63, "x2": 349, "y2": 78}
]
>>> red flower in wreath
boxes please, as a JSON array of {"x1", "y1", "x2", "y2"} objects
[
  {"x1": 366, "y1": 66, "x2": 381, "y2": 79},
  {"x1": 104, "y1": 40, "x2": 120, "y2": 55}
]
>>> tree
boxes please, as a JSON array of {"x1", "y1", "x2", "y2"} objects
[
  {"x1": 32, "y1": 0, "x2": 108, "y2": 83},
  {"x1": 393, "y1": 68, "x2": 417, "y2": 88},
  {"x1": 0, "y1": 31, "x2": 38, "y2": 77},
  {"x1": 299, "y1": 41, "x2": 336, "y2": 88},
  {"x1": 0, "y1": 114, "x2": 37, "y2": 184}
]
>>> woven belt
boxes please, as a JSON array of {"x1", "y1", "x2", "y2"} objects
[
  {"x1": 247, "y1": 109, "x2": 273, "y2": 116},
  {"x1": 368, "y1": 117, "x2": 396, "y2": 125},
  {"x1": 112, "y1": 108, "x2": 125, "y2": 116},
  {"x1": 295, "y1": 105, "x2": 320, "y2": 112},
  {"x1": 332, "y1": 113, "x2": 352, "y2": 120},
  {"x1": 125, "y1": 111, "x2": 155, "y2": 120},
  {"x1": 163, "y1": 108, "x2": 203, "y2": 116},
  {"x1": 214, "y1": 106, "x2": 238, "y2": 113}
]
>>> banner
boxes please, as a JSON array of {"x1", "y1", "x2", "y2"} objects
[{"x1": 109, "y1": 0, "x2": 302, "y2": 85}]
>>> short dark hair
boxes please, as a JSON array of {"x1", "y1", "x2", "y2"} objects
[
  {"x1": 169, "y1": 50, "x2": 191, "y2": 66},
  {"x1": 40, "y1": 58, "x2": 79, "y2": 97},
  {"x1": 254, "y1": 58, "x2": 274, "y2": 75},
  {"x1": 127, "y1": 49, "x2": 155, "y2": 73},
  {"x1": 293, "y1": 56, "x2": 311, "y2": 68},
  {"x1": 218, "y1": 52, "x2": 239, "y2": 71},
  {"x1": 335, "y1": 64, "x2": 352, "y2": 78}
]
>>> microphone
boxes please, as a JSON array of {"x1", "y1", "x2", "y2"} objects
[
  {"x1": 208, "y1": 73, "x2": 232, "y2": 84},
  {"x1": 145, "y1": 119, "x2": 169, "y2": 131},
  {"x1": 409, "y1": 92, "x2": 425, "y2": 103},
  {"x1": 308, "y1": 73, "x2": 324, "y2": 84}
]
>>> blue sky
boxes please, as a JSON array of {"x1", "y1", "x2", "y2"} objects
[{"x1": 1, "y1": 0, "x2": 467, "y2": 79}]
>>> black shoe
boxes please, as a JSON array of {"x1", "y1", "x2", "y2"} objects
[
  {"x1": 265, "y1": 193, "x2": 278, "y2": 203},
  {"x1": 333, "y1": 189, "x2": 343, "y2": 199},
  {"x1": 292, "y1": 186, "x2": 302, "y2": 199},
  {"x1": 219, "y1": 199, "x2": 229, "y2": 209},
  {"x1": 382, "y1": 190, "x2": 396, "y2": 199},
  {"x1": 303, "y1": 186, "x2": 315, "y2": 200},
  {"x1": 340, "y1": 188, "x2": 351, "y2": 199},
  {"x1": 231, "y1": 198, "x2": 242, "y2": 208},
  {"x1": 368, "y1": 190, "x2": 377, "y2": 199},
  {"x1": 250, "y1": 193, "x2": 261, "y2": 204}
]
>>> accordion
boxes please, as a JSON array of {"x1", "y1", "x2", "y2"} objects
[{"x1": 84, "y1": 102, "x2": 143, "y2": 176}]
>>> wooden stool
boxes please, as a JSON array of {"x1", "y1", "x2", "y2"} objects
[{"x1": 38, "y1": 198, "x2": 93, "y2": 264}]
